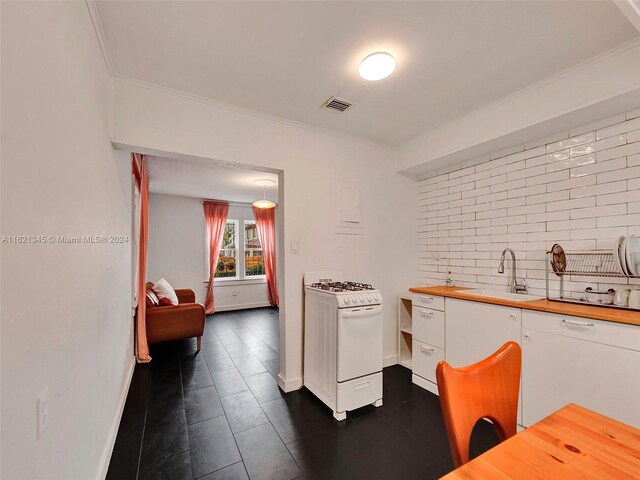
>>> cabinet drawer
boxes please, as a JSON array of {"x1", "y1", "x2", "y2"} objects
[
  {"x1": 412, "y1": 307, "x2": 445, "y2": 348},
  {"x1": 336, "y1": 372, "x2": 382, "y2": 413},
  {"x1": 522, "y1": 310, "x2": 640, "y2": 352},
  {"x1": 412, "y1": 294, "x2": 444, "y2": 311},
  {"x1": 412, "y1": 340, "x2": 444, "y2": 383}
]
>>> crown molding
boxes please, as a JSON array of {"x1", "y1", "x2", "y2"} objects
[
  {"x1": 85, "y1": 0, "x2": 114, "y2": 78},
  {"x1": 401, "y1": 36, "x2": 640, "y2": 150},
  {"x1": 113, "y1": 75, "x2": 392, "y2": 150}
]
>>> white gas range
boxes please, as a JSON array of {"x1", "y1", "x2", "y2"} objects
[{"x1": 303, "y1": 271, "x2": 383, "y2": 421}]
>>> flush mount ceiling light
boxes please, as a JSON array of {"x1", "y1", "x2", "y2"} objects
[
  {"x1": 358, "y1": 52, "x2": 396, "y2": 81},
  {"x1": 252, "y1": 179, "x2": 277, "y2": 209}
]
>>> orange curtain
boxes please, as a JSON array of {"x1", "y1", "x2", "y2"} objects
[
  {"x1": 204, "y1": 201, "x2": 229, "y2": 314},
  {"x1": 134, "y1": 153, "x2": 151, "y2": 363},
  {"x1": 252, "y1": 206, "x2": 279, "y2": 307}
]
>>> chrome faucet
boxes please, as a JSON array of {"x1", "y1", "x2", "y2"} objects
[{"x1": 498, "y1": 248, "x2": 527, "y2": 294}]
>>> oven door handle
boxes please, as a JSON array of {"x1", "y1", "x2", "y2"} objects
[{"x1": 339, "y1": 305, "x2": 383, "y2": 318}]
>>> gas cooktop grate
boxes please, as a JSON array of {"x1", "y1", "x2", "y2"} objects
[{"x1": 310, "y1": 281, "x2": 374, "y2": 292}]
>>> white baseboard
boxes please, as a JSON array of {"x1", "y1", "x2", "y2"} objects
[
  {"x1": 96, "y1": 356, "x2": 136, "y2": 480},
  {"x1": 412, "y1": 373, "x2": 439, "y2": 396},
  {"x1": 214, "y1": 301, "x2": 271, "y2": 312},
  {"x1": 383, "y1": 354, "x2": 399, "y2": 367},
  {"x1": 277, "y1": 374, "x2": 303, "y2": 393}
]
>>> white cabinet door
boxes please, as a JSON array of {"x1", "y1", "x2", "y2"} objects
[
  {"x1": 446, "y1": 298, "x2": 521, "y2": 367},
  {"x1": 522, "y1": 328, "x2": 640, "y2": 429}
]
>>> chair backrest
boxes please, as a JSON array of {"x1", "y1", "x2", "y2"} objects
[{"x1": 435, "y1": 341, "x2": 521, "y2": 468}]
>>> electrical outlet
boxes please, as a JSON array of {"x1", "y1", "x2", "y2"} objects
[{"x1": 37, "y1": 388, "x2": 48, "y2": 439}]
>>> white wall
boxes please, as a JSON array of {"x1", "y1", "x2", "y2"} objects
[
  {"x1": 112, "y1": 79, "x2": 418, "y2": 386},
  {"x1": 147, "y1": 193, "x2": 271, "y2": 310},
  {"x1": 1, "y1": 3, "x2": 133, "y2": 479},
  {"x1": 418, "y1": 111, "x2": 640, "y2": 296}
]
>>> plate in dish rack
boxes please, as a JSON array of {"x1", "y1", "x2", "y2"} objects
[
  {"x1": 625, "y1": 234, "x2": 640, "y2": 276},
  {"x1": 619, "y1": 236, "x2": 630, "y2": 275},
  {"x1": 613, "y1": 236, "x2": 626, "y2": 275}
]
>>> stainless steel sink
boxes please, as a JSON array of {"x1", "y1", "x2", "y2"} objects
[{"x1": 457, "y1": 289, "x2": 544, "y2": 302}]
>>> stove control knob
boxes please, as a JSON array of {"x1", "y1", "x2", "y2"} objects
[
  {"x1": 366, "y1": 295, "x2": 372, "y2": 302},
  {"x1": 344, "y1": 297, "x2": 350, "y2": 305},
  {"x1": 352, "y1": 296, "x2": 357, "y2": 303},
  {"x1": 360, "y1": 296, "x2": 365, "y2": 303},
  {"x1": 373, "y1": 294, "x2": 379, "y2": 302}
]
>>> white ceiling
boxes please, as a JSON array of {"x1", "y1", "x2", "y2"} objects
[
  {"x1": 96, "y1": 1, "x2": 638, "y2": 145},
  {"x1": 147, "y1": 156, "x2": 278, "y2": 204}
]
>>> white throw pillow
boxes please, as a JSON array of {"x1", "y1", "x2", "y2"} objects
[{"x1": 153, "y1": 277, "x2": 179, "y2": 305}]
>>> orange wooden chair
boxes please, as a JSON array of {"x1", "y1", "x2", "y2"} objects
[{"x1": 435, "y1": 341, "x2": 521, "y2": 467}]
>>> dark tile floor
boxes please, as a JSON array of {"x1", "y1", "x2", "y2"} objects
[{"x1": 107, "y1": 307, "x2": 499, "y2": 480}]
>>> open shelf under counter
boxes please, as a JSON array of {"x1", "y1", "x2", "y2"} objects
[{"x1": 398, "y1": 296, "x2": 413, "y2": 370}]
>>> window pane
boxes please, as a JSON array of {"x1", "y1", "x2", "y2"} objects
[
  {"x1": 215, "y1": 249, "x2": 237, "y2": 278},
  {"x1": 244, "y1": 221, "x2": 264, "y2": 276},
  {"x1": 245, "y1": 249, "x2": 265, "y2": 276},
  {"x1": 244, "y1": 221, "x2": 261, "y2": 249},
  {"x1": 222, "y1": 221, "x2": 236, "y2": 249},
  {"x1": 215, "y1": 221, "x2": 238, "y2": 278}
]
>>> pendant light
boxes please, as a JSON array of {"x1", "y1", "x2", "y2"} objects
[{"x1": 252, "y1": 179, "x2": 277, "y2": 209}]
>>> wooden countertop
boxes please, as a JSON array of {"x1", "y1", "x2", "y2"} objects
[
  {"x1": 409, "y1": 286, "x2": 640, "y2": 327},
  {"x1": 440, "y1": 403, "x2": 640, "y2": 479}
]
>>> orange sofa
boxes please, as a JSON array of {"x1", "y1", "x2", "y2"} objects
[{"x1": 145, "y1": 282, "x2": 205, "y2": 350}]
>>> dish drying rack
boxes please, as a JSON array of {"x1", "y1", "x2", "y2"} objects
[{"x1": 546, "y1": 249, "x2": 640, "y2": 311}]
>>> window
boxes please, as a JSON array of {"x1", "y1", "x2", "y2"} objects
[
  {"x1": 244, "y1": 220, "x2": 265, "y2": 277},
  {"x1": 214, "y1": 220, "x2": 238, "y2": 279},
  {"x1": 206, "y1": 217, "x2": 266, "y2": 282}
]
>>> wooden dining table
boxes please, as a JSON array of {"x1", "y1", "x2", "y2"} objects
[{"x1": 440, "y1": 403, "x2": 640, "y2": 479}]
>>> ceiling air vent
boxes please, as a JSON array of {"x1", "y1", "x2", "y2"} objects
[{"x1": 322, "y1": 96, "x2": 353, "y2": 112}]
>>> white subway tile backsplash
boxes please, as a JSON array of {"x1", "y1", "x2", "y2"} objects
[
  {"x1": 490, "y1": 145, "x2": 523, "y2": 160},
  {"x1": 597, "y1": 165, "x2": 640, "y2": 185},
  {"x1": 596, "y1": 191, "x2": 639, "y2": 207},
  {"x1": 592, "y1": 134, "x2": 626, "y2": 152},
  {"x1": 547, "y1": 175, "x2": 595, "y2": 193},
  {"x1": 569, "y1": 157, "x2": 626, "y2": 179},
  {"x1": 526, "y1": 190, "x2": 569, "y2": 205},
  {"x1": 418, "y1": 115, "x2": 640, "y2": 297},
  {"x1": 547, "y1": 132, "x2": 595, "y2": 153},
  {"x1": 476, "y1": 157, "x2": 506, "y2": 173},
  {"x1": 596, "y1": 140, "x2": 640, "y2": 162},
  {"x1": 507, "y1": 164, "x2": 545, "y2": 182},
  {"x1": 449, "y1": 165, "x2": 475, "y2": 179},
  {"x1": 526, "y1": 170, "x2": 568, "y2": 187},
  {"x1": 527, "y1": 150, "x2": 570, "y2": 169},
  {"x1": 569, "y1": 114, "x2": 625, "y2": 137},
  {"x1": 545, "y1": 153, "x2": 595, "y2": 173},
  {"x1": 546, "y1": 196, "x2": 594, "y2": 212},
  {"x1": 596, "y1": 115, "x2": 640, "y2": 140},
  {"x1": 629, "y1": 129, "x2": 640, "y2": 144},
  {"x1": 506, "y1": 145, "x2": 546, "y2": 164},
  {"x1": 527, "y1": 211, "x2": 569, "y2": 223},
  {"x1": 547, "y1": 218, "x2": 595, "y2": 231},
  {"x1": 570, "y1": 203, "x2": 627, "y2": 219},
  {"x1": 571, "y1": 180, "x2": 626, "y2": 199},
  {"x1": 508, "y1": 184, "x2": 546, "y2": 199},
  {"x1": 628, "y1": 153, "x2": 640, "y2": 167},
  {"x1": 597, "y1": 214, "x2": 640, "y2": 228},
  {"x1": 510, "y1": 204, "x2": 545, "y2": 216}
]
